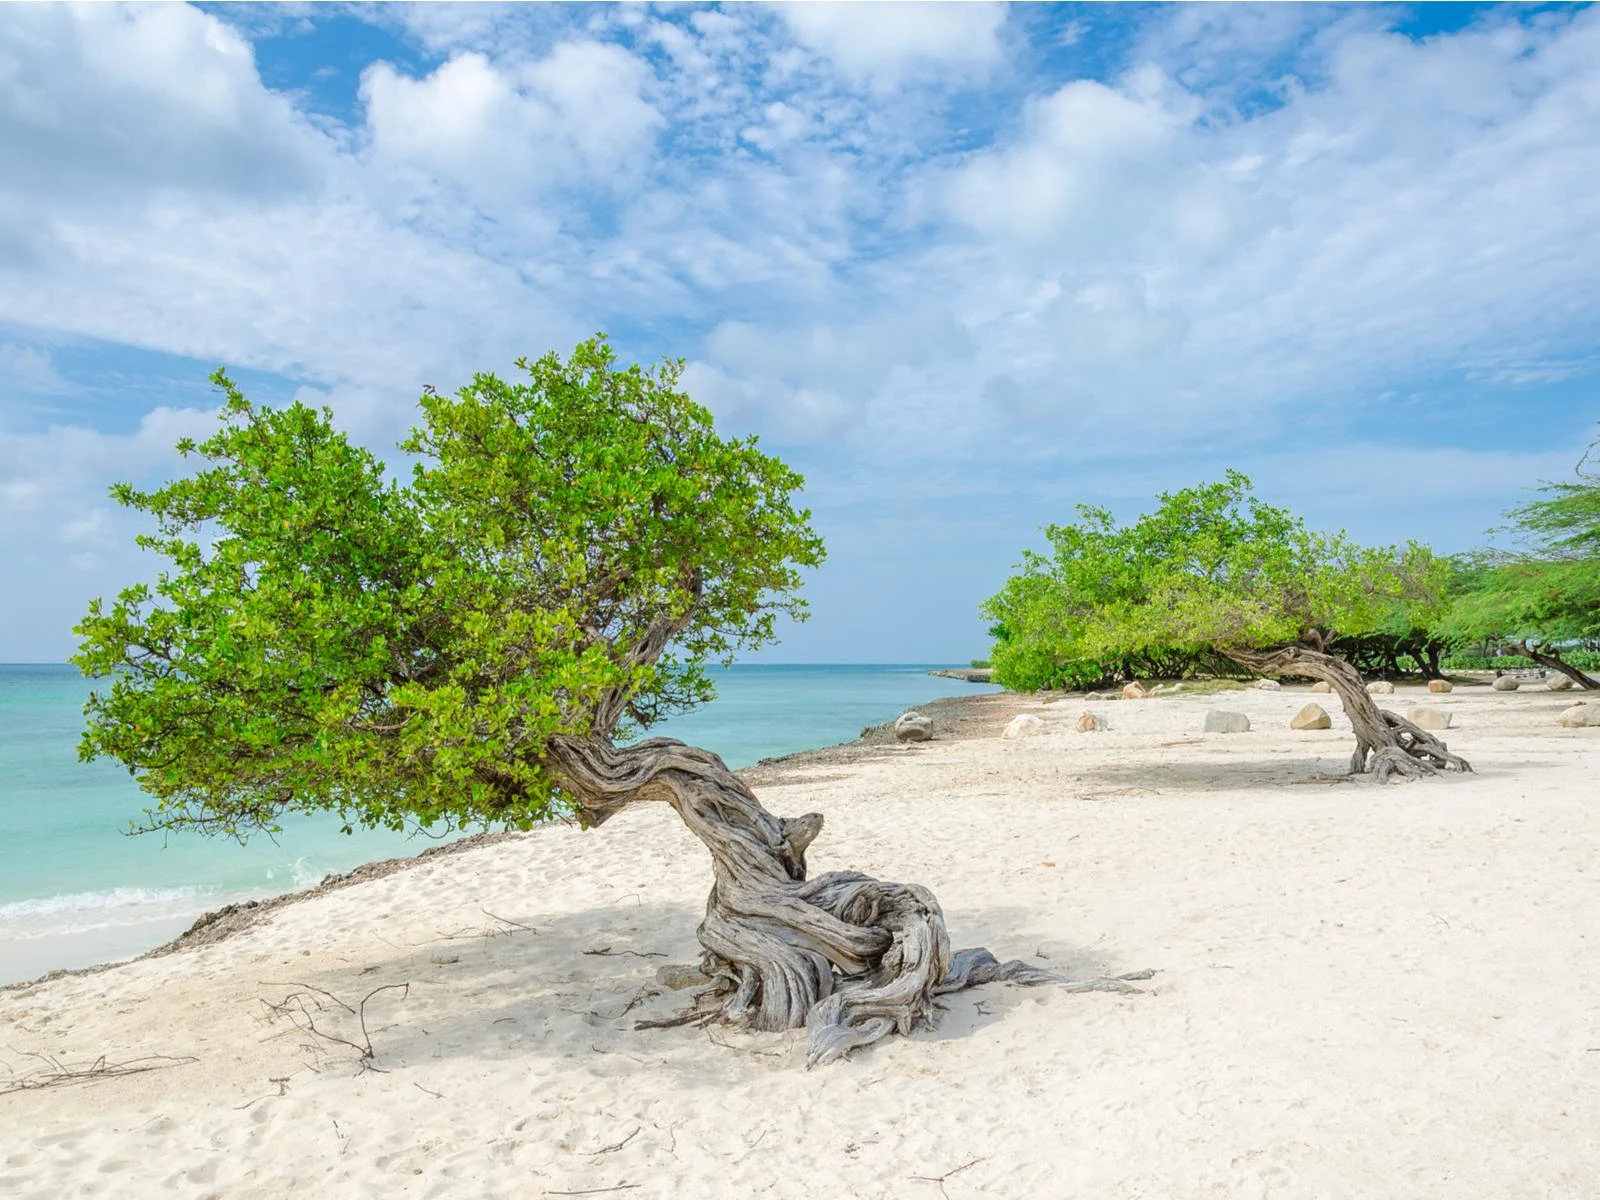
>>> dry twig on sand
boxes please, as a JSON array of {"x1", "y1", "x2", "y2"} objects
[
  {"x1": 0, "y1": 1051, "x2": 197, "y2": 1095},
  {"x1": 909, "y1": 1156, "x2": 987, "y2": 1200},
  {"x1": 256, "y1": 981, "x2": 410, "y2": 1069}
]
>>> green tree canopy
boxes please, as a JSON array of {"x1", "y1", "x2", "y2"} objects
[
  {"x1": 1441, "y1": 433, "x2": 1600, "y2": 686},
  {"x1": 983, "y1": 471, "x2": 1449, "y2": 689},
  {"x1": 74, "y1": 336, "x2": 824, "y2": 839},
  {"x1": 983, "y1": 471, "x2": 1467, "y2": 778}
]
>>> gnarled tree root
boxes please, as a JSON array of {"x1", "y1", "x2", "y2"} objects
[
  {"x1": 643, "y1": 935, "x2": 1154, "y2": 1068},
  {"x1": 544, "y1": 734, "x2": 1149, "y2": 1065},
  {"x1": 1366, "y1": 710, "x2": 1472, "y2": 782}
]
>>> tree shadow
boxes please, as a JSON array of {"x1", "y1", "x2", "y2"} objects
[
  {"x1": 1065, "y1": 745, "x2": 1560, "y2": 793},
  {"x1": 1067, "y1": 750, "x2": 1366, "y2": 794},
  {"x1": 249, "y1": 896, "x2": 1142, "y2": 1081}
]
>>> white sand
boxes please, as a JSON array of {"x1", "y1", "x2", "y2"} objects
[{"x1": 3, "y1": 682, "x2": 1598, "y2": 1198}]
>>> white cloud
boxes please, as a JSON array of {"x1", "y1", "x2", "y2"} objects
[
  {"x1": 1, "y1": 3, "x2": 1598, "y2": 660},
  {"x1": 776, "y1": 2, "x2": 1008, "y2": 87},
  {"x1": 913, "y1": 6, "x2": 1600, "y2": 455},
  {"x1": 0, "y1": 2, "x2": 329, "y2": 207},
  {"x1": 0, "y1": 404, "x2": 221, "y2": 658},
  {"x1": 359, "y1": 41, "x2": 662, "y2": 200},
  {"x1": 0, "y1": 342, "x2": 68, "y2": 395}
]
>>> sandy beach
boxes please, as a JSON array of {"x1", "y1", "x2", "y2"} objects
[{"x1": 3, "y1": 681, "x2": 1597, "y2": 1198}]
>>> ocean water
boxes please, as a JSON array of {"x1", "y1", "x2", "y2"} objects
[{"x1": 0, "y1": 663, "x2": 995, "y2": 983}]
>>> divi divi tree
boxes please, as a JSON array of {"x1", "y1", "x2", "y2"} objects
[
  {"x1": 76, "y1": 337, "x2": 1142, "y2": 1066},
  {"x1": 984, "y1": 472, "x2": 1470, "y2": 781}
]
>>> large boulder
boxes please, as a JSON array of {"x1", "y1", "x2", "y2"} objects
[
  {"x1": 894, "y1": 711, "x2": 933, "y2": 742},
  {"x1": 1366, "y1": 680, "x2": 1395, "y2": 694},
  {"x1": 1407, "y1": 707, "x2": 1452, "y2": 731},
  {"x1": 1427, "y1": 679, "x2": 1453, "y2": 693},
  {"x1": 1001, "y1": 714, "x2": 1046, "y2": 739},
  {"x1": 1492, "y1": 675, "x2": 1520, "y2": 691},
  {"x1": 1076, "y1": 711, "x2": 1107, "y2": 733},
  {"x1": 1558, "y1": 704, "x2": 1599, "y2": 729},
  {"x1": 1548, "y1": 675, "x2": 1575, "y2": 692},
  {"x1": 1204, "y1": 710, "x2": 1251, "y2": 734},
  {"x1": 1290, "y1": 703, "x2": 1332, "y2": 731},
  {"x1": 1252, "y1": 679, "x2": 1281, "y2": 691},
  {"x1": 1121, "y1": 682, "x2": 1147, "y2": 700},
  {"x1": 1310, "y1": 681, "x2": 1332, "y2": 694}
]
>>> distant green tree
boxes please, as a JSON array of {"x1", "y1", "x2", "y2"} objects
[
  {"x1": 984, "y1": 472, "x2": 1469, "y2": 780},
  {"x1": 75, "y1": 336, "x2": 1134, "y2": 1065},
  {"x1": 1441, "y1": 435, "x2": 1600, "y2": 688}
]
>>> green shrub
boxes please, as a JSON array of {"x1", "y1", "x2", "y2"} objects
[{"x1": 1441, "y1": 649, "x2": 1600, "y2": 671}]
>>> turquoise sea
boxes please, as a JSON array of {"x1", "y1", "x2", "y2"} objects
[{"x1": 0, "y1": 663, "x2": 996, "y2": 984}]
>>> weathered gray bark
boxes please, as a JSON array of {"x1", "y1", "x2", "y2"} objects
[
  {"x1": 1223, "y1": 643, "x2": 1471, "y2": 781},
  {"x1": 1508, "y1": 640, "x2": 1600, "y2": 690},
  {"x1": 544, "y1": 735, "x2": 1148, "y2": 1065}
]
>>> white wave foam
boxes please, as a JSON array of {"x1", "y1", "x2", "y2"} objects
[{"x1": 0, "y1": 885, "x2": 223, "y2": 940}]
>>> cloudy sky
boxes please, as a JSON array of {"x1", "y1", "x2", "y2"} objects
[{"x1": 2, "y1": 2, "x2": 1597, "y2": 664}]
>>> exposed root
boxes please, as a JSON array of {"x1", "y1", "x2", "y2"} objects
[
  {"x1": 1367, "y1": 710, "x2": 1472, "y2": 781},
  {"x1": 552, "y1": 734, "x2": 1150, "y2": 1065}
]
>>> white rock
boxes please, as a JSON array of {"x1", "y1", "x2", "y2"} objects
[
  {"x1": 1290, "y1": 704, "x2": 1331, "y2": 731},
  {"x1": 1427, "y1": 679, "x2": 1453, "y2": 693},
  {"x1": 1311, "y1": 681, "x2": 1333, "y2": 694},
  {"x1": 1076, "y1": 712, "x2": 1106, "y2": 733},
  {"x1": 1366, "y1": 681, "x2": 1395, "y2": 694},
  {"x1": 1204, "y1": 710, "x2": 1251, "y2": 734},
  {"x1": 1002, "y1": 714, "x2": 1046, "y2": 739},
  {"x1": 894, "y1": 711, "x2": 933, "y2": 742},
  {"x1": 1492, "y1": 676, "x2": 1520, "y2": 691},
  {"x1": 1558, "y1": 704, "x2": 1599, "y2": 729},
  {"x1": 1406, "y1": 707, "x2": 1452, "y2": 731},
  {"x1": 1547, "y1": 676, "x2": 1575, "y2": 692},
  {"x1": 1121, "y1": 682, "x2": 1147, "y2": 700},
  {"x1": 1252, "y1": 679, "x2": 1281, "y2": 691}
]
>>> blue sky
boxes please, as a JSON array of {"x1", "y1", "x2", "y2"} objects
[{"x1": 1, "y1": 2, "x2": 1597, "y2": 663}]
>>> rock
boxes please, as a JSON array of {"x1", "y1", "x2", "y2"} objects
[
  {"x1": 1086, "y1": 690, "x2": 1117, "y2": 701},
  {"x1": 1558, "y1": 704, "x2": 1599, "y2": 728},
  {"x1": 1203, "y1": 710, "x2": 1251, "y2": 734},
  {"x1": 1548, "y1": 676, "x2": 1575, "y2": 692},
  {"x1": 1002, "y1": 714, "x2": 1046, "y2": 739},
  {"x1": 1121, "y1": 682, "x2": 1147, "y2": 700},
  {"x1": 1406, "y1": 707, "x2": 1452, "y2": 731},
  {"x1": 1252, "y1": 679, "x2": 1281, "y2": 691},
  {"x1": 1492, "y1": 676, "x2": 1520, "y2": 691},
  {"x1": 894, "y1": 711, "x2": 933, "y2": 742},
  {"x1": 1289, "y1": 703, "x2": 1332, "y2": 731},
  {"x1": 1311, "y1": 681, "x2": 1333, "y2": 694},
  {"x1": 656, "y1": 963, "x2": 711, "y2": 991},
  {"x1": 1427, "y1": 679, "x2": 1453, "y2": 693},
  {"x1": 1366, "y1": 681, "x2": 1395, "y2": 694},
  {"x1": 1076, "y1": 711, "x2": 1106, "y2": 733}
]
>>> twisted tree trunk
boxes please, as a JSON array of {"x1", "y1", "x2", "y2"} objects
[
  {"x1": 1223, "y1": 644, "x2": 1471, "y2": 782},
  {"x1": 543, "y1": 735, "x2": 1149, "y2": 1065},
  {"x1": 1509, "y1": 640, "x2": 1600, "y2": 690}
]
